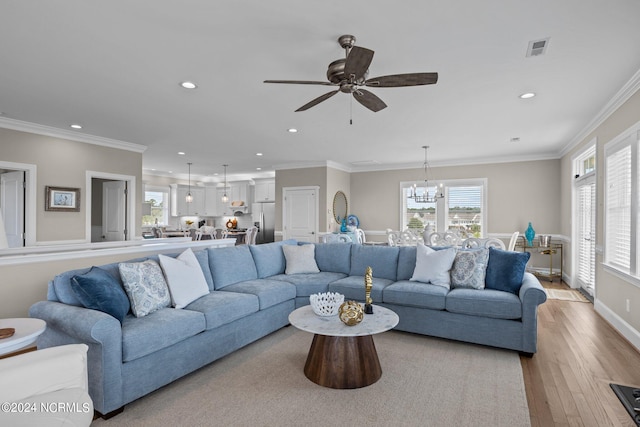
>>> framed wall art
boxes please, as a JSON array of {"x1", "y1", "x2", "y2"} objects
[{"x1": 45, "y1": 186, "x2": 80, "y2": 212}]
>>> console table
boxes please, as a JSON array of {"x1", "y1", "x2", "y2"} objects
[{"x1": 516, "y1": 239, "x2": 563, "y2": 282}]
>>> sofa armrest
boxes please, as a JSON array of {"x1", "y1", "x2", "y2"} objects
[
  {"x1": 0, "y1": 344, "x2": 89, "y2": 402},
  {"x1": 29, "y1": 301, "x2": 124, "y2": 415},
  {"x1": 518, "y1": 272, "x2": 547, "y2": 354}
]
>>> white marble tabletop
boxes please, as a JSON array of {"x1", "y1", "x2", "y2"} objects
[
  {"x1": 289, "y1": 304, "x2": 399, "y2": 337},
  {"x1": 0, "y1": 318, "x2": 46, "y2": 356}
]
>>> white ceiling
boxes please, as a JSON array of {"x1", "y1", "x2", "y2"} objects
[{"x1": 2, "y1": 1, "x2": 640, "y2": 183}]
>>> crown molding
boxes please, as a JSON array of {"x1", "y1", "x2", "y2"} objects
[
  {"x1": 273, "y1": 160, "x2": 352, "y2": 172},
  {"x1": 559, "y1": 67, "x2": 640, "y2": 157},
  {"x1": 0, "y1": 117, "x2": 147, "y2": 153}
]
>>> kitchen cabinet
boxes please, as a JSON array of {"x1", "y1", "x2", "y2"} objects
[
  {"x1": 170, "y1": 185, "x2": 205, "y2": 216},
  {"x1": 254, "y1": 180, "x2": 275, "y2": 202},
  {"x1": 203, "y1": 186, "x2": 218, "y2": 216}
]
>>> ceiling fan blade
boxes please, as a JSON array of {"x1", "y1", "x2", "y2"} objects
[
  {"x1": 365, "y1": 72, "x2": 438, "y2": 87},
  {"x1": 295, "y1": 90, "x2": 340, "y2": 112},
  {"x1": 344, "y1": 46, "x2": 374, "y2": 81},
  {"x1": 264, "y1": 80, "x2": 335, "y2": 86},
  {"x1": 353, "y1": 89, "x2": 387, "y2": 112}
]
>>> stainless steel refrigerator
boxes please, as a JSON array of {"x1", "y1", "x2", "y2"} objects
[{"x1": 252, "y1": 202, "x2": 275, "y2": 244}]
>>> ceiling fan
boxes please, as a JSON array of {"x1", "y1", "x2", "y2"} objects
[{"x1": 264, "y1": 34, "x2": 438, "y2": 113}]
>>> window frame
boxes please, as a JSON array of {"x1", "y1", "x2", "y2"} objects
[
  {"x1": 143, "y1": 185, "x2": 170, "y2": 227},
  {"x1": 399, "y1": 178, "x2": 487, "y2": 237}
]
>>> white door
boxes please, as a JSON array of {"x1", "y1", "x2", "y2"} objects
[
  {"x1": 0, "y1": 171, "x2": 25, "y2": 247},
  {"x1": 283, "y1": 187, "x2": 318, "y2": 242},
  {"x1": 575, "y1": 176, "x2": 596, "y2": 295},
  {"x1": 103, "y1": 181, "x2": 127, "y2": 241}
]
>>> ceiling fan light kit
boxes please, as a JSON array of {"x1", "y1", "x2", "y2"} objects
[{"x1": 264, "y1": 35, "x2": 438, "y2": 113}]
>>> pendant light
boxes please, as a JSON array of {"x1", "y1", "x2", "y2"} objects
[
  {"x1": 185, "y1": 162, "x2": 193, "y2": 203},
  {"x1": 408, "y1": 146, "x2": 443, "y2": 203},
  {"x1": 221, "y1": 164, "x2": 229, "y2": 203}
]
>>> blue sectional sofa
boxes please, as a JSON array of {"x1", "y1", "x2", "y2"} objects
[{"x1": 29, "y1": 240, "x2": 547, "y2": 417}]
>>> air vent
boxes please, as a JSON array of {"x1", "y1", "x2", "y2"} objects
[{"x1": 526, "y1": 38, "x2": 550, "y2": 57}]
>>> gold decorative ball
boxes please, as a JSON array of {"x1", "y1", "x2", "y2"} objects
[{"x1": 338, "y1": 301, "x2": 364, "y2": 326}]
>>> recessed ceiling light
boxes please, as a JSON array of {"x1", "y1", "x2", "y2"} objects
[
  {"x1": 70, "y1": 124, "x2": 82, "y2": 129},
  {"x1": 256, "y1": 152, "x2": 263, "y2": 156},
  {"x1": 178, "y1": 151, "x2": 185, "y2": 155},
  {"x1": 180, "y1": 81, "x2": 197, "y2": 89},
  {"x1": 287, "y1": 128, "x2": 298, "y2": 133},
  {"x1": 519, "y1": 92, "x2": 536, "y2": 99},
  {"x1": 256, "y1": 167, "x2": 262, "y2": 171},
  {"x1": 168, "y1": 171, "x2": 173, "y2": 174}
]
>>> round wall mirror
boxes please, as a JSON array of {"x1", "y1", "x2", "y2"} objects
[{"x1": 333, "y1": 191, "x2": 348, "y2": 223}]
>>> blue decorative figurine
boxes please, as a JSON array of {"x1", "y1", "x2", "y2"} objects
[
  {"x1": 525, "y1": 222, "x2": 535, "y2": 247},
  {"x1": 340, "y1": 218, "x2": 348, "y2": 233}
]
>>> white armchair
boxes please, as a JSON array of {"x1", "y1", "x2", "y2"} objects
[{"x1": 0, "y1": 344, "x2": 93, "y2": 427}]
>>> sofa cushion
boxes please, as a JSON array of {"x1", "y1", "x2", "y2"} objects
[
  {"x1": 249, "y1": 240, "x2": 297, "y2": 278},
  {"x1": 70, "y1": 266, "x2": 130, "y2": 322},
  {"x1": 220, "y1": 279, "x2": 296, "y2": 310},
  {"x1": 314, "y1": 243, "x2": 352, "y2": 274},
  {"x1": 396, "y1": 246, "x2": 417, "y2": 281},
  {"x1": 270, "y1": 271, "x2": 347, "y2": 296},
  {"x1": 410, "y1": 244, "x2": 456, "y2": 289},
  {"x1": 208, "y1": 245, "x2": 258, "y2": 289},
  {"x1": 119, "y1": 260, "x2": 171, "y2": 317},
  {"x1": 121, "y1": 308, "x2": 206, "y2": 362},
  {"x1": 329, "y1": 275, "x2": 393, "y2": 303},
  {"x1": 283, "y1": 244, "x2": 320, "y2": 274},
  {"x1": 450, "y1": 248, "x2": 489, "y2": 290},
  {"x1": 194, "y1": 249, "x2": 215, "y2": 291},
  {"x1": 184, "y1": 291, "x2": 259, "y2": 330},
  {"x1": 158, "y1": 249, "x2": 210, "y2": 309},
  {"x1": 485, "y1": 247, "x2": 531, "y2": 295},
  {"x1": 445, "y1": 288, "x2": 522, "y2": 320},
  {"x1": 383, "y1": 280, "x2": 447, "y2": 310},
  {"x1": 350, "y1": 244, "x2": 400, "y2": 281}
]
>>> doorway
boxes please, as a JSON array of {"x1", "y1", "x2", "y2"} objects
[
  {"x1": 572, "y1": 144, "x2": 596, "y2": 297},
  {"x1": 282, "y1": 186, "x2": 319, "y2": 242},
  {"x1": 0, "y1": 161, "x2": 36, "y2": 247},
  {"x1": 87, "y1": 171, "x2": 136, "y2": 243}
]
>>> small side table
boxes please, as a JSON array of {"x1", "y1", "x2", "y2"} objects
[{"x1": 0, "y1": 318, "x2": 46, "y2": 357}]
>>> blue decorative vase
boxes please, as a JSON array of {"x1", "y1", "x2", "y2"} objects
[
  {"x1": 525, "y1": 222, "x2": 535, "y2": 246},
  {"x1": 340, "y1": 218, "x2": 348, "y2": 233}
]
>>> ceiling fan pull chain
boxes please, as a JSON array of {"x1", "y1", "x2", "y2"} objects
[{"x1": 350, "y1": 95, "x2": 353, "y2": 125}]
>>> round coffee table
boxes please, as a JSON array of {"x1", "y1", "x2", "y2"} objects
[
  {"x1": 288, "y1": 304, "x2": 399, "y2": 389},
  {"x1": 0, "y1": 318, "x2": 46, "y2": 357}
]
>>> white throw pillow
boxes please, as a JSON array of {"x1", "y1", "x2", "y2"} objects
[
  {"x1": 283, "y1": 244, "x2": 320, "y2": 275},
  {"x1": 158, "y1": 248, "x2": 210, "y2": 309},
  {"x1": 410, "y1": 243, "x2": 457, "y2": 289}
]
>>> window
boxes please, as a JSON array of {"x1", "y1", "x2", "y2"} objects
[
  {"x1": 604, "y1": 125, "x2": 639, "y2": 282},
  {"x1": 143, "y1": 186, "x2": 169, "y2": 226},
  {"x1": 401, "y1": 179, "x2": 486, "y2": 238}
]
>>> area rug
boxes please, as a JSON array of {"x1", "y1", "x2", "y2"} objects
[
  {"x1": 546, "y1": 288, "x2": 590, "y2": 302},
  {"x1": 92, "y1": 327, "x2": 530, "y2": 427}
]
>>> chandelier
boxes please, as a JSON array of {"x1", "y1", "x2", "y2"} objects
[{"x1": 408, "y1": 145, "x2": 443, "y2": 203}]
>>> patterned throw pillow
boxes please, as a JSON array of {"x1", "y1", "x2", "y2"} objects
[
  {"x1": 119, "y1": 259, "x2": 171, "y2": 317},
  {"x1": 450, "y1": 248, "x2": 489, "y2": 289}
]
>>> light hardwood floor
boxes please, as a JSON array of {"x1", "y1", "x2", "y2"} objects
[{"x1": 521, "y1": 281, "x2": 640, "y2": 426}]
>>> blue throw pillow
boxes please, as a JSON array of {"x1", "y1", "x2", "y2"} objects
[
  {"x1": 485, "y1": 247, "x2": 531, "y2": 294},
  {"x1": 71, "y1": 266, "x2": 130, "y2": 322}
]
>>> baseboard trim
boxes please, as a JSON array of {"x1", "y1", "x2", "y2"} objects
[{"x1": 594, "y1": 299, "x2": 640, "y2": 353}]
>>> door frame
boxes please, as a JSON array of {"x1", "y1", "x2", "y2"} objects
[
  {"x1": 282, "y1": 186, "x2": 319, "y2": 242},
  {"x1": 86, "y1": 171, "x2": 136, "y2": 242},
  {"x1": 0, "y1": 160, "x2": 36, "y2": 246}
]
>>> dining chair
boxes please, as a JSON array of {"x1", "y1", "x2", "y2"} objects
[
  {"x1": 427, "y1": 232, "x2": 461, "y2": 247},
  {"x1": 460, "y1": 237, "x2": 506, "y2": 250},
  {"x1": 386, "y1": 230, "x2": 400, "y2": 247},
  {"x1": 321, "y1": 234, "x2": 352, "y2": 243},
  {"x1": 245, "y1": 226, "x2": 258, "y2": 245},
  {"x1": 508, "y1": 231, "x2": 520, "y2": 251},
  {"x1": 355, "y1": 228, "x2": 366, "y2": 244}
]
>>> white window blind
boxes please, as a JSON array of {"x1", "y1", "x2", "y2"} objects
[
  {"x1": 576, "y1": 179, "x2": 596, "y2": 290},
  {"x1": 447, "y1": 185, "x2": 483, "y2": 237},
  {"x1": 605, "y1": 145, "x2": 631, "y2": 270}
]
